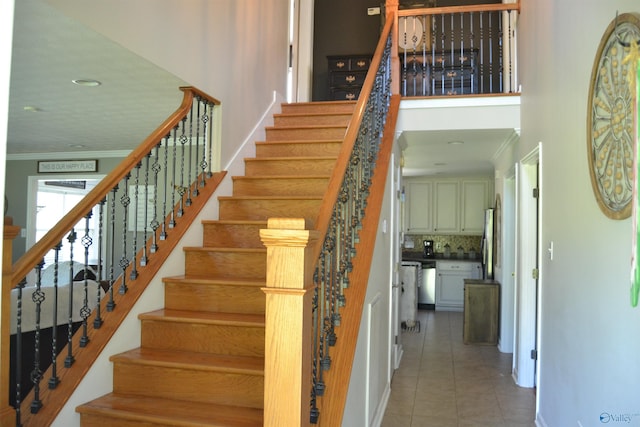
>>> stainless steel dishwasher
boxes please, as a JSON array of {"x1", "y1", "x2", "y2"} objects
[{"x1": 418, "y1": 260, "x2": 436, "y2": 310}]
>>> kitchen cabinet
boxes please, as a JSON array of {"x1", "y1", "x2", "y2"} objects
[
  {"x1": 463, "y1": 279, "x2": 500, "y2": 345},
  {"x1": 461, "y1": 180, "x2": 490, "y2": 233},
  {"x1": 404, "y1": 176, "x2": 492, "y2": 235},
  {"x1": 436, "y1": 261, "x2": 481, "y2": 311},
  {"x1": 434, "y1": 181, "x2": 459, "y2": 233},
  {"x1": 405, "y1": 181, "x2": 433, "y2": 232}
]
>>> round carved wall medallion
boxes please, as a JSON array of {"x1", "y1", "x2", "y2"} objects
[{"x1": 586, "y1": 13, "x2": 640, "y2": 219}]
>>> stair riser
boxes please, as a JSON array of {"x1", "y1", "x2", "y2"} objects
[
  {"x1": 202, "y1": 221, "x2": 266, "y2": 248},
  {"x1": 244, "y1": 159, "x2": 336, "y2": 176},
  {"x1": 233, "y1": 177, "x2": 330, "y2": 197},
  {"x1": 112, "y1": 363, "x2": 264, "y2": 408},
  {"x1": 265, "y1": 126, "x2": 346, "y2": 141},
  {"x1": 255, "y1": 141, "x2": 342, "y2": 158},
  {"x1": 280, "y1": 102, "x2": 355, "y2": 115},
  {"x1": 218, "y1": 198, "x2": 321, "y2": 226},
  {"x1": 79, "y1": 414, "x2": 159, "y2": 427},
  {"x1": 273, "y1": 113, "x2": 351, "y2": 127},
  {"x1": 184, "y1": 249, "x2": 266, "y2": 279},
  {"x1": 165, "y1": 281, "x2": 265, "y2": 314},
  {"x1": 141, "y1": 320, "x2": 265, "y2": 357}
]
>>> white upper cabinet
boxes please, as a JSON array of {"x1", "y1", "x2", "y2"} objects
[
  {"x1": 433, "y1": 181, "x2": 459, "y2": 233},
  {"x1": 405, "y1": 181, "x2": 433, "y2": 233},
  {"x1": 404, "y1": 176, "x2": 492, "y2": 235},
  {"x1": 460, "y1": 180, "x2": 490, "y2": 234}
]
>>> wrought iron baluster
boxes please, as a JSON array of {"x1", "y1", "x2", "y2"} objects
[
  {"x1": 15, "y1": 279, "x2": 25, "y2": 426},
  {"x1": 176, "y1": 118, "x2": 188, "y2": 217},
  {"x1": 94, "y1": 199, "x2": 105, "y2": 327},
  {"x1": 498, "y1": 10, "x2": 504, "y2": 93},
  {"x1": 186, "y1": 99, "x2": 195, "y2": 206},
  {"x1": 206, "y1": 102, "x2": 214, "y2": 179},
  {"x1": 30, "y1": 260, "x2": 45, "y2": 413},
  {"x1": 130, "y1": 163, "x2": 141, "y2": 280},
  {"x1": 169, "y1": 126, "x2": 179, "y2": 227},
  {"x1": 106, "y1": 186, "x2": 118, "y2": 312},
  {"x1": 480, "y1": 12, "x2": 485, "y2": 93},
  {"x1": 193, "y1": 98, "x2": 202, "y2": 195},
  {"x1": 198, "y1": 100, "x2": 209, "y2": 187},
  {"x1": 119, "y1": 174, "x2": 131, "y2": 294},
  {"x1": 64, "y1": 230, "x2": 77, "y2": 368},
  {"x1": 150, "y1": 143, "x2": 162, "y2": 252},
  {"x1": 161, "y1": 133, "x2": 171, "y2": 238},
  {"x1": 488, "y1": 12, "x2": 493, "y2": 92},
  {"x1": 310, "y1": 274, "x2": 320, "y2": 424},
  {"x1": 460, "y1": 12, "x2": 465, "y2": 93},
  {"x1": 48, "y1": 244, "x2": 61, "y2": 389},
  {"x1": 470, "y1": 12, "x2": 476, "y2": 94},
  {"x1": 140, "y1": 153, "x2": 151, "y2": 266},
  {"x1": 79, "y1": 212, "x2": 93, "y2": 347}
]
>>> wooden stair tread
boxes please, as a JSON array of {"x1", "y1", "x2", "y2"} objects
[
  {"x1": 139, "y1": 309, "x2": 265, "y2": 327},
  {"x1": 77, "y1": 393, "x2": 263, "y2": 427},
  {"x1": 265, "y1": 124, "x2": 347, "y2": 130},
  {"x1": 163, "y1": 276, "x2": 265, "y2": 287},
  {"x1": 232, "y1": 174, "x2": 330, "y2": 179},
  {"x1": 217, "y1": 195, "x2": 323, "y2": 200},
  {"x1": 255, "y1": 138, "x2": 343, "y2": 144},
  {"x1": 183, "y1": 246, "x2": 266, "y2": 253},
  {"x1": 111, "y1": 348, "x2": 264, "y2": 374},
  {"x1": 244, "y1": 155, "x2": 337, "y2": 161},
  {"x1": 200, "y1": 219, "x2": 268, "y2": 225}
]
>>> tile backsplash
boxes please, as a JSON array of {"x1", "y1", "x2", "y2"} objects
[{"x1": 403, "y1": 234, "x2": 482, "y2": 259}]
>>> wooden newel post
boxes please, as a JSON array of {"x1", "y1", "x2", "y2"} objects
[
  {"x1": 1, "y1": 217, "x2": 19, "y2": 427},
  {"x1": 387, "y1": 0, "x2": 400, "y2": 95},
  {"x1": 260, "y1": 218, "x2": 318, "y2": 427}
]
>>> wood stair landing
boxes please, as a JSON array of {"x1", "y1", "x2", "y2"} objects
[{"x1": 76, "y1": 101, "x2": 355, "y2": 426}]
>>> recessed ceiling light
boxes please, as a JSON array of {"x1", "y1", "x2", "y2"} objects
[
  {"x1": 434, "y1": 162, "x2": 447, "y2": 166},
  {"x1": 68, "y1": 144, "x2": 86, "y2": 149},
  {"x1": 23, "y1": 106, "x2": 41, "y2": 112},
  {"x1": 447, "y1": 140, "x2": 464, "y2": 145},
  {"x1": 72, "y1": 79, "x2": 101, "y2": 87}
]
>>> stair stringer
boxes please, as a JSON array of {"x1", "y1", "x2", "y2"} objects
[{"x1": 51, "y1": 91, "x2": 287, "y2": 427}]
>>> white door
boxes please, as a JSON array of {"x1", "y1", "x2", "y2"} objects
[{"x1": 514, "y1": 147, "x2": 540, "y2": 389}]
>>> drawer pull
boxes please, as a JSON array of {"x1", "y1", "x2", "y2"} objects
[
  {"x1": 336, "y1": 61, "x2": 346, "y2": 68},
  {"x1": 345, "y1": 75, "x2": 356, "y2": 83}
]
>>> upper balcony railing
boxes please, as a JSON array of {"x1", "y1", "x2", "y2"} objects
[{"x1": 392, "y1": 2, "x2": 520, "y2": 97}]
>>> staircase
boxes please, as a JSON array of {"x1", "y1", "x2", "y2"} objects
[{"x1": 75, "y1": 101, "x2": 356, "y2": 427}]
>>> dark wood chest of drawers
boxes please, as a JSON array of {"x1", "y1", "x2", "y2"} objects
[
  {"x1": 402, "y1": 49, "x2": 478, "y2": 96},
  {"x1": 327, "y1": 54, "x2": 372, "y2": 101}
]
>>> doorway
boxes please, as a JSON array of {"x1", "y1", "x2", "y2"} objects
[{"x1": 514, "y1": 146, "x2": 540, "y2": 389}]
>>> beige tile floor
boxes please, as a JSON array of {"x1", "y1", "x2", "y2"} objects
[{"x1": 382, "y1": 310, "x2": 537, "y2": 427}]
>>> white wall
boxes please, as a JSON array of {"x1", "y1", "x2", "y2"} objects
[
  {"x1": 46, "y1": 0, "x2": 290, "y2": 170},
  {"x1": 517, "y1": 1, "x2": 640, "y2": 426},
  {"x1": 0, "y1": 1, "x2": 13, "y2": 233}
]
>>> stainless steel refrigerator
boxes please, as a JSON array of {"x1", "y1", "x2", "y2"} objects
[{"x1": 481, "y1": 208, "x2": 495, "y2": 280}]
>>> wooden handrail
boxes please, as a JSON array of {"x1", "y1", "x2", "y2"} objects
[
  {"x1": 11, "y1": 87, "x2": 220, "y2": 286},
  {"x1": 311, "y1": 15, "x2": 394, "y2": 264},
  {"x1": 397, "y1": 2, "x2": 520, "y2": 17},
  {"x1": 316, "y1": 95, "x2": 401, "y2": 425}
]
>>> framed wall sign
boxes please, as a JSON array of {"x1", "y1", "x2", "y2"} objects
[{"x1": 38, "y1": 159, "x2": 98, "y2": 173}]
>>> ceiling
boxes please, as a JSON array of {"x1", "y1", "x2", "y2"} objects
[
  {"x1": 7, "y1": 0, "x2": 188, "y2": 157},
  {"x1": 7, "y1": 0, "x2": 519, "y2": 178}
]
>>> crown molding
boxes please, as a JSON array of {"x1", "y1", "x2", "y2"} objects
[{"x1": 7, "y1": 150, "x2": 131, "y2": 161}]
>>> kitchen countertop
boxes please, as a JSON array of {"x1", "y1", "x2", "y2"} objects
[{"x1": 402, "y1": 252, "x2": 482, "y2": 263}]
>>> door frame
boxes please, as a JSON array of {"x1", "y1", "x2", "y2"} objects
[
  {"x1": 288, "y1": 0, "x2": 314, "y2": 102},
  {"x1": 514, "y1": 144, "x2": 540, "y2": 389}
]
